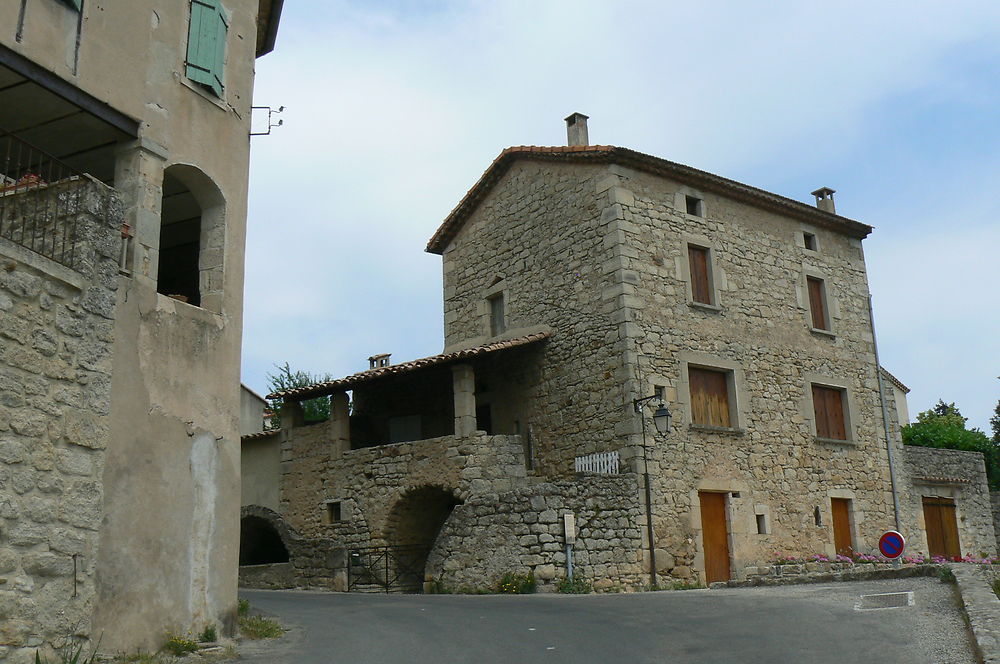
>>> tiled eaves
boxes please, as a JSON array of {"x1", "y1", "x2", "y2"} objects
[
  {"x1": 425, "y1": 145, "x2": 873, "y2": 255},
  {"x1": 241, "y1": 429, "x2": 281, "y2": 442},
  {"x1": 879, "y1": 366, "x2": 910, "y2": 394},
  {"x1": 267, "y1": 331, "x2": 552, "y2": 402},
  {"x1": 913, "y1": 476, "x2": 974, "y2": 485}
]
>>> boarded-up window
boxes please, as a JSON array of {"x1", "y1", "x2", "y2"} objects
[
  {"x1": 812, "y1": 384, "x2": 847, "y2": 440},
  {"x1": 689, "y1": 245, "x2": 712, "y2": 305},
  {"x1": 690, "y1": 367, "x2": 731, "y2": 427},
  {"x1": 807, "y1": 277, "x2": 828, "y2": 330}
]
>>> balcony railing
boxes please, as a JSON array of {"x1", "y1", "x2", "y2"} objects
[{"x1": 0, "y1": 129, "x2": 87, "y2": 268}]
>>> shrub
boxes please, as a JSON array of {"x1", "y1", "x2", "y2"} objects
[
  {"x1": 239, "y1": 615, "x2": 285, "y2": 640},
  {"x1": 496, "y1": 571, "x2": 536, "y2": 594},
  {"x1": 163, "y1": 634, "x2": 198, "y2": 656},
  {"x1": 199, "y1": 624, "x2": 217, "y2": 643},
  {"x1": 555, "y1": 576, "x2": 592, "y2": 594},
  {"x1": 237, "y1": 598, "x2": 250, "y2": 616},
  {"x1": 938, "y1": 566, "x2": 956, "y2": 584}
]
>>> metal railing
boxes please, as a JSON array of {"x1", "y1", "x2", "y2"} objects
[
  {"x1": 0, "y1": 129, "x2": 87, "y2": 268},
  {"x1": 575, "y1": 450, "x2": 620, "y2": 474},
  {"x1": 347, "y1": 544, "x2": 429, "y2": 593}
]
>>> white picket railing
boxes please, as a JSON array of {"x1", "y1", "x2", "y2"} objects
[{"x1": 574, "y1": 450, "x2": 620, "y2": 474}]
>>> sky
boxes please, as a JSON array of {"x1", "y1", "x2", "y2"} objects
[{"x1": 242, "y1": 0, "x2": 1000, "y2": 432}]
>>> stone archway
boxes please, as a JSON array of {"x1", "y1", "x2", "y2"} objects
[
  {"x1": 239, "y1": 505, "x2": 297, "y2": 565},
  {"x1": 380, "y1": 486, "x2": 463, "y2": 591}
]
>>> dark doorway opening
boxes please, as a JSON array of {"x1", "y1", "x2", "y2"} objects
[
  {"x1": 240, "y1": 516, "x2": 289, "y2": 565},
  {"x1": 158, "y1": 170, "x2": 201, "y2": 306}
]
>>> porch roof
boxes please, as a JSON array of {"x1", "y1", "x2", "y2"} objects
[{"x1": 268, "y1": 331, "x2": 552, "y2": 402}]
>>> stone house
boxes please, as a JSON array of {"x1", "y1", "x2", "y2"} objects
[
  {"x1": 250, "y1": 114, "x2": 995, "y2": 593},
  {"x1": 0, "y1": 1, "x2": 281, "y2": 659}
]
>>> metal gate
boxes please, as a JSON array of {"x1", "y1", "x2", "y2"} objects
[{"x1": 347, "y1": 544, "x2": 429, "y2": 593}]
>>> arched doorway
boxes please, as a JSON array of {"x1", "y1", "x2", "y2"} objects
[
  {"x1": 239, "y1": 515, "x2": 289, "y2": 566},
  {"x1": 379, "y1": 486, "x2": 462, "y2": 592}
]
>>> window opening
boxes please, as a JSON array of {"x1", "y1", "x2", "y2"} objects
[
  {"x1": 814, "y1": 506, "x2": 823, "y2": 526},
  {"x1": 812, "y1": 384, "x2": 847, "y2": 440},
  {"x1": 689, "y1": 366, "x2": 731, "y2": 427},
  {"x1": 685, "y1": 195, "x2": 703, "y2": 216},
  {"x1": 158, "y1": 172, "x2": 202, "y2": 306},
  {"x1": 488, "y1": 293, "x2": 505, "y2": 336},
  {"x1": 803, "y1": 232, "x2": 817, "y2": 251},
  {"x1": 688, "y1": 245, "x2": 713, "y2": 305},
  {"x1": 807, "y1": 276, "x2": 829, "y2": 330},
  {"x1": 325, "y1": 501, "x2": 342, "y2": 524},
  {"x1": 756, "y1": 513, "x2": 767, "y2": 535}
]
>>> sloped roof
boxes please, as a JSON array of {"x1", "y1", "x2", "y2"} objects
[
  {"x1": 425, "y1": 145, "x2": 873, "y2": 254},
  {"x1": 880, "y1": 367, "x2": 910, "y2": 394},
  {"x1": 267, "y1": 332, "x2": 552, "y2": 401}
]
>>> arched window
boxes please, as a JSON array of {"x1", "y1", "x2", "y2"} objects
[{"x1": 157, "y1": 164, "x2": 225, "y2": 312}]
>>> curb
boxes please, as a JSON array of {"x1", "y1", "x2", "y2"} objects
[
  {"x1": 950, "y1": 564, "x2": 1000, "y2": 664},
  {"x1": 718, "y1": 564, "x2": 942, "y2": 588}
]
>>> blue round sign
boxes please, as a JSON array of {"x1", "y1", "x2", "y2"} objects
[{"x1": 878, "y1": 530, "x2": 905, "y2": 559}]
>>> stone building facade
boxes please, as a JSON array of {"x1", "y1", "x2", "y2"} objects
[
  {"x1": 256, "y1": 116, "x2": 994, "y2": 594},
  {"x1": 0, "y1": 1, "x2": 281, "y2": 659}
]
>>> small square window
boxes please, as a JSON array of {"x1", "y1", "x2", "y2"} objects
[
  {"x1": 325, "y1": 501, "x2": 342, "y2": 524},
  {"x1": 685, "y1": 195, "x2": 703, "y2": 216},
  {"x1": 488, "y1": 293, "x2": 505, "y2": 336},
  {"x1": 803, "y1": 232, "x2": 817, "y2": 251},
  {"x1": 814, "y1": 506, "x2": 823, "y2": 526}
]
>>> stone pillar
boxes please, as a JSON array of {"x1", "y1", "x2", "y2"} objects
[
  {"x1": 452, "y1": 363, "x2": 476, "y2": 437},
  {"x1": 281, "y1": 400, "x2": 305, "y2": 429},
  {"x1": 329, "y1": 391, "x2": 351, "y2": 454},
  {"x1": 113, "y1": 138, "x2": 168, "y2": 286}
]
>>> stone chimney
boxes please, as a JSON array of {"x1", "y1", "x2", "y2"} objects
[
  {"x1": 565, "y1": 112, "x2": 589, "y2": 146},
  {"x1": 368, "y1": 353, "x2": 391, "y2": 369},
  {"x1": 811, "y1": 187, "x2": 836, "y2": 214}
]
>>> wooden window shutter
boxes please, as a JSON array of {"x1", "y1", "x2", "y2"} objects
[
  {"x1": 690, "y1": 367, "x2": 731, "y2": 427},
  {"x1": 61, "y1": 0, "x2": 83, "y2": 10},
  {"x1": 807, "y1": 277, "x2": 828, "y2": 330},
  {"x1": 812, "y1": 385, "x2": 846, "y2": 440},
  {"x1": 186, "y1": 0, "x2": 227, "y2": 97},
  {"x1": 689, "y1": 245, "x2": 712, "y2": 305}
]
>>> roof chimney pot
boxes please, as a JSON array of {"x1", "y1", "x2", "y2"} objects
[
  {"x1": 811, "y1": 187, "x2": 837, "y2": 214},
  {"x1": 565, "y1": 112, "x2": 589, "y2": 147},
  {"x1": 368, "y1": 353, "x2": 391, "y2": 369}
]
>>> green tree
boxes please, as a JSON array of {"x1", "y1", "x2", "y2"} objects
[
  {"x1": 990, "y1": 399, "x2": 1000, "y2": 445},
  {"x1": 266, "y1": 362, "x2": 334, "y2": 429},
  {"x1": 902, "y1": 400, "x2": 1000, "y2": 490}
]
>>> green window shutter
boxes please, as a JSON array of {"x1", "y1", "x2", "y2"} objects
[
  {"x1": 186, "y1": 0, "x2": 227, "y2": 97},
  {"x1": 63, "y1": 0, "x2": 83, "y2": 10}
]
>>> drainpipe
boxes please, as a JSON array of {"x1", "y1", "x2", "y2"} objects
[{"x1": 868, "y1": 294, "x2": 902, "y2": 532}]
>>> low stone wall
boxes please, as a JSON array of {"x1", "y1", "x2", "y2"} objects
[
  {"x1": 426, "y1": 474, "x2": 646, "y2": 592},
  {"x1": 739, "y1": 561, "x2": 942, "y2": 587},
  {"x1": 238, "y1": 563, "x2": 296, "y2": 589},
  {"x1": 991, "y1": 492, "x2": 1000, "y2": 555}
]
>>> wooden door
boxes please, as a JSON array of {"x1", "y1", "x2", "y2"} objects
[
  {"x1": 923, "y1": 497, "x2": 961, "y2": 559},
  {"x1": 699, "y1": 492, "x2": 731, "y2": 584},
  {"x1": 830, "y1": 498, "x2": 853, "y2": 556}
]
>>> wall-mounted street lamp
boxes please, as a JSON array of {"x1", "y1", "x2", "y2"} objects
[{"x1": 633, "y1": 394, "x2": 670, "y2": 588}]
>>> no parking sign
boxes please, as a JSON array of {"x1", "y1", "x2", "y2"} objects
[{"x1": 878, "y1": 530, "x2": 906, "y2": 559}]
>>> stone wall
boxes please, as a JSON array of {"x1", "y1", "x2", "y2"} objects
[
  {"x1": 426, "y1": 474, "x2": 646, "y2": 591},
  {"x1": 991, "y1": 492, "x2": 1000, "y2": 554},
  {"x1": 902, "y1": 446, "x2": 996, "y2": 557},
  {"x1": 0, "y1": 179, "x2": 121, "y2": 661},
  {"x1": 439, "y1": 161, "x2": 633, "y2": 477},
  {"x1": 279, "y1": 426, "x2": 529, "y2": 548}
]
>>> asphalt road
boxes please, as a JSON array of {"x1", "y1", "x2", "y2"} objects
[{"x1": 238, "y1": 577, "x2": 975, "y2": 664}]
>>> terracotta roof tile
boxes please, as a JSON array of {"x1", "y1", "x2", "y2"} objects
[
  {"x1": 879, "y1": 366, "x2": 910, "y2": 394},
  {"x1": 913, "y1": 475, "x2": 973, "y2": 485},
  {"x1": 425, "y1": 145, "x2": 873, "y2": 254},
  {"x1": 241, "y1": 429, "x2": 280, "y2": 442},
  {"x1": 268, "y1": 331, "x2": 552, "y2": 401}
]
